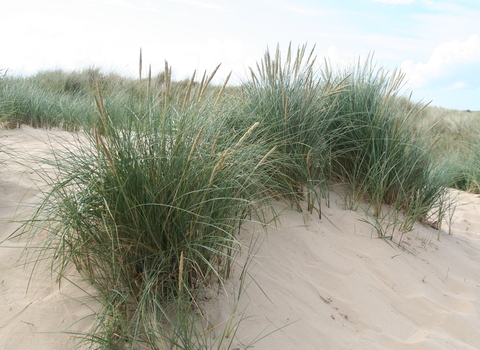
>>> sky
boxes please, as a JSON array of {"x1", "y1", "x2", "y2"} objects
[{"x1": 2, "y1": 0, "x2": 480, "y2": 110}]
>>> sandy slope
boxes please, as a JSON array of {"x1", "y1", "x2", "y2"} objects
[
  {"x1": 208, "y1": 194, "x2": 480, "y2": 349},
  {"x1": 1, "y1": 127, "x2": 480, "y2": 349},
  {"x1": 0, "y1": 127, "x2": 95, "y2": 350}
]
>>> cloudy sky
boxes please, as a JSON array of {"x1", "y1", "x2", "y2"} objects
[{"x1": 2, "y1": 0, "x2": 480, "y2": 110}]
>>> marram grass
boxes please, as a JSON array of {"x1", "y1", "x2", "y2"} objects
[
  {"x1": 16, "y1": 70, "x2": 283, "y2": 348},
  {"x1": 322, "y1": 55, "x2": 455, "y2": 238},
  {"x1": 234, "y1": 44, "x2": 347, "y2": 213},
  {"x1": 2, "y1": 45, "x2": 464, "y2": 348}
]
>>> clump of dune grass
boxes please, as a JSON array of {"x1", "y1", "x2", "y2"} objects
[
  {"x1": 14, "y1": 64, "x2": 283, "y2": 348},
  {"x1": 236, "y1": 47, "x2": 454, "y2": 239},
  {"x1": 323, "y1": 55, "x2": 454, "y2": 238},
  {"x1": 411, "y1": 106, "x2": 480, "y2": 194},
  {"x1": 0, "y1": 73, "x2": 98, "y2": 130},
  {"x1": 449, "y1": 139, "x2": 480, "y2": 194},
  {"x1": 233, "y1": 44, "x2": 347, "y2": 213},
  {"x1": 0, "y1": 65, "x2": 167, "y2": 130},
  {"x1": 0, "y1": 63, "x2": 231, "y2": 132}
]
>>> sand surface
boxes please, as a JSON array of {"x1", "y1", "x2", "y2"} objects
[
  {"x1": 0, "y1": 127, "x2": 96, "y2": 350},
  {"x1": 1, "y1": 127, "x2": 480, "y2": 349}
]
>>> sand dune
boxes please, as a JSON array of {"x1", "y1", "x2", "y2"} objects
[
  {"x1": 1, "y1": 127, "x2": 480, "y2": 349},
  {"x1": 0, "y1": 127, "x2": 95, "y2": 350}
]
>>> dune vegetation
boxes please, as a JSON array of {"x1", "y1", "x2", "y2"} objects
[{"x1": 0, "y1": 45, "x2": 477, "y2": 349}]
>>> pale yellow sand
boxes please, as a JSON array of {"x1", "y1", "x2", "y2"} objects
[
  {"x1": 0, "y1": 127, "x2": 95, "y2": 350},
  {"x1": 1, "y1": 127, "x2": 480, "y2": 349}
]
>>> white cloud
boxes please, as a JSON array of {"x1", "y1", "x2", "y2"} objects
[
  {"x1": 158, "y1": 37, "x2": 253, "y2": 83},
  {"x1": 95, "y1": 0, "x2": 231, "y2": 12},
  {"x1": 401, "y1": 35, "x2": 480, "y2": 88},
  {"x1": 170, "y1": 0, "x2": 232, "y2": 11},
  {"x1": 443, "y1": 81, "x2": 467, "y2": 91},
  {"x1": 90, "y1": 0, "x2": 163, "y2": 12},
  {"x1": 281, "y1": 4, "x2": 330, "y2": 17},
  {"x1": 372, "y1": 0, "x2": 415, "y2": 4},
  {"x1": 325, "y1": 46, "x2": 357, "y2": 63}
]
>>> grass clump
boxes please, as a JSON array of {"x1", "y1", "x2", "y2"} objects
[
  {"x1": 325, "y1": 56, "x2": 453, "y2": 237},
  {"x1": 412, "y1": 106, "x2": 480, "y2": 194},
  {"x1": 448, "y1": 139, "x2": 480, "y2": 194},
  {"x1": 0, "y1": 66, "x2": 166, "y2": 130},
  {"x1": 235, "y1": 47, "x2": 454, "y2": 238},
  {"x1": 233, "y1": 44, "x2": 346, "y2": 213},
  {"x1": 18, "y1": 67, "x2": 279, "y2": 348}
]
